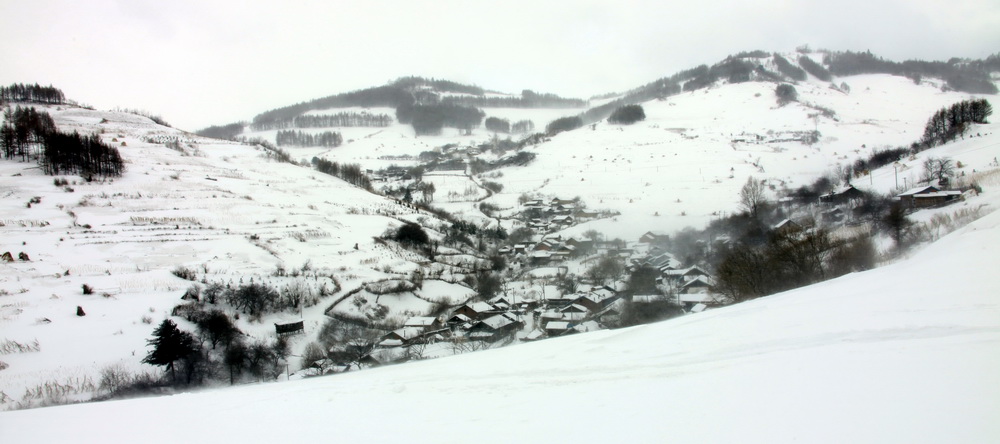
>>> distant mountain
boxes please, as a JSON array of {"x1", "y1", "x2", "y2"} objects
[
  {"x1": 200, "y1": 49, "x2": 1000, "y2": 139},
  {"x1": 576, "y1": 49, "x2": 1000, "y2": 125},
  {"x1": 237, "y1": 77, "x2": 586, "y2": 133}
]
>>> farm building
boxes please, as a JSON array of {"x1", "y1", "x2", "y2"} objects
[{"x1": 896, "y1": 186, "x2": 963, "y2": 208}]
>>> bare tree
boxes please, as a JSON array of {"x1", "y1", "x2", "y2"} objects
[
  {"x1": 739, "y1": 176, "x2": 767, "y2": 218},
  {"x1": 922, "y1": 157, "x2": 955, "y2": 186},
  {"x1": 584, "y1": 255, "x2": 624, "y2": 285}
]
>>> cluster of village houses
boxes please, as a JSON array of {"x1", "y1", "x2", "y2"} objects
[
  {"x1": 341, "y1": 184, "x2": 971, "y2": 369},
  {"x1": 780, "y1": 183, "x2": 968, "y2": 228},
  {"x1": 373, "y1": 200, "x2": 724, "y2": 356},
  {"x1": 377, "y1": 251, "x2": 720, "y2": 353},
  {"x1": 516, "y1": 198, "x2": 604, "y2": 234}
]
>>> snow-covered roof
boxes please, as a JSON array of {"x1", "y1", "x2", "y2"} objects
[
  {"x1": 772, "y1": 219, "x2": 799, "y2": 230},
  {"x1": 560, "y1": 304, "x2": 588, "y2": 313},
  {"x1": 897, "y1": 185, "x2": 939, "y2": 196},
  {"x1": 465, "y1": 301, "x2": 496, "y2": 313},
  {"x1": 821, "y1": 184, "x2": 860, "y2": 197},
  {"x1": 540, "y1": 309, "x2": 563, "y2": 319},
  {"x1": 647, "y1": 252, "x2": 680, "y2": 269},
  {"x1": 682, "y1": 276, "x2": 713, "y2": 288},
  {"x1": 545, "y1": 321, "x2": 571, "y2": 330},
  {"x1": 379, "y1": 339, "x2": 404, "y2": 347},
  {"x1": 478, "y1": 313, "x2": 518, "y2": 330},
  {"x1": 386, "y1": 327, "x2": 425, "y2": 341},
  {"x1": 641, "y1": 230, "x2": 669, "y2": 238},
  {"x1": 490, "y1": 295, "x2": 510, "y2": 304},
  {"x1": 913, "y1": 191, "x2": 963, "y2": 198},
  {"x1": 663, "y1": 266, "x2": 710, "y2": 278},
  {"x1": 590, "y1": 287, "x2": 616, "y2": 299},
  {"x1": 404, "y1": 316, "x2": 438, "y2": 327}
]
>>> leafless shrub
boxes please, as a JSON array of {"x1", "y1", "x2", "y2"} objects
[{"x1": 0, "y1": 338, "x2": 40, "y2": 354}]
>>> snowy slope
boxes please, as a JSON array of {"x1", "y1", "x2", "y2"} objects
[
  {"x1": 244, "y1": 72, "x2": 999, "y2": 242},
  {"x1": 0, "y1": 106, "x2": 471, "y2": 407},
  {"x1": 2, "y1": 199, "x2": 998, "y2": 443},
  {"x1": 493, "y1": 74, "x2": 997, "y2": 240}
]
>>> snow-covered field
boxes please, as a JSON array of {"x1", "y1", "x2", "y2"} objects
[{"x1": 2, "y1": 192, "x2": 998, "y2": 443}]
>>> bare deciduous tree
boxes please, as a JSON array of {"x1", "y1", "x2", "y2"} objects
[
  {"x1": 922, "y1": 157, "x2": 955, "y2": 186},
  {"x1": 739, "y1": 176, "x2": 767, "y2": 218}
]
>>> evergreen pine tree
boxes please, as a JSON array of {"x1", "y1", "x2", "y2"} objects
[{"x1": 142, "y1": 319, "x2": 197, "y2": 381}]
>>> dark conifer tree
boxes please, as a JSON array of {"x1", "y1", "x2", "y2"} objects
[
  {"x1": 142, "y1": 319, "x2": 198, "y2": 382},
  {"x1": 607, "y1": 104, "x2": 646, "y2": 124}
]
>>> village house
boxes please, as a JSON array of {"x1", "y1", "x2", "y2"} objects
[
  {"x1": 558, "y1": 304, "x2": 589, "y2": 321},
  {"x1": 642, "y1": 251, "x2": 682, "y2": 271},
  {"x1": 523, "y1": 199, "x2": 546, "y2": 209},
  {"x1": 896, "y1": 185, "x2": 963, "y2": 208},
  {"x1": 446, "y1": 313, "x2": 473, "y2": 329},
  {"x1": 571, "y1": 286, "x2": 620, "y2": 312},
  {"x1": 539, "y1": 308, "x2": 565, "y2": 324},
  {"x1": 661, "y1": 266, "x2": 711, "y2": 287},
  {"x1": 593, "y1": 301, "x2": 623, "y2": 325},
  {"x1": 544, "y1": 320, "x2": 572, "y2": 337},
  {"x1": 772, "y1": 218, "x2": 803, "y2": 235},
  {"x1": 543, "y1": 291, "x2": 580, "y2": 308},
  {"x1": 379, "y1": 326, "x2": 426, "y2": 347},
  {"x1": 467, "y1": 313, "x2": 523, "y2": 342},
  {"x1": 819, "y1": 184, "x2": 865, "y2": 204},
  {"x1": 452, "y1": 301, "x2": 500, "y2": 321},
  {"x1": 489, "y1": 295, "x2": 512, "y2": 311},
  {"x1": 639, "y1": 231, "x2": 670, "y2": 245},
  {"x1": 403, "y1": 316, "x2": 444, "y2": 333},
  {"x1": 551, "y1": 243, "x2": 577, "y2": 260},
  {"x1": 533, "y1": 238, "x2": 560, "y2": 251},
  {"x1": 529, "y1": 250, "x2": 553, "y2": 265},
  {"x1": 550, "y1": 215, "x2": 574, "y2": 226},
  {"x1": 680, "y1": 276, "x2": 713, "y2": 294},
  {"x1": 564, "y1": 237, "x2": 594, "y2": 252},
  {"x1": 550, "y1": 198, "x2": 576, "y2": 207}
]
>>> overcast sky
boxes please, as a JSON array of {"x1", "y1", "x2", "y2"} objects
[{"x1": 2, "y1": 0, "x2": 998, "y2": 131}]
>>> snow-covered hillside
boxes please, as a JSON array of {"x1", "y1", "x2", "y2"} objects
[
  {"x1": 0, "y1": 106, "x2": 472, "y2": 407},
  {"x1": 242, "y1": 71, "x2": 998, "y2": 242},
  {"x1": 2, "y1": 197, "x2": 998, "y2": 443},
  {"x1": 493, "y1": 74, "x2": 997, "y2": 240}
]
